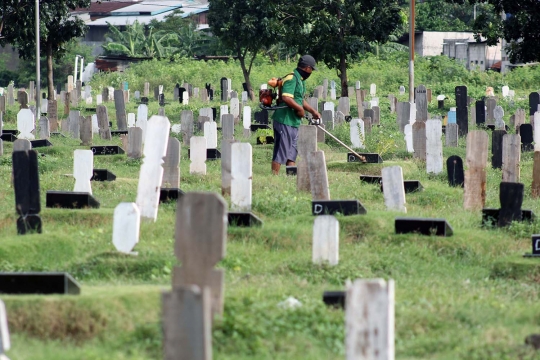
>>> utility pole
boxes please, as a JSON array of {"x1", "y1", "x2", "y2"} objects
[
  {"x1": 409, "y1": 0, "x2": 415, "y2": 103},
  {"x1": 35, "y1": 0, "x2": 40, "y2": 114}
]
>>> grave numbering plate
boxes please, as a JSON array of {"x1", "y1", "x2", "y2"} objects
[
  {"x1": 347, "y1": 152, "x2": 383, "y2": 163},
  {"x1": 395, "y1": 217, "x2": 453, "y2": 236},
  {"x1": 90, "y1": 146, "x2": 125, "y2": 155},
  {"x1": 0, "y1": 272, "x2": 80, "y2": 295},
  {"x1": 228, "y1": 212, "x2": 263, "y2": 227},
  {"x1": 286, "y1": 166, "x2": 297, "y2": 176},
  {"x1": 91, "y1": 169, "x2": 116, "y2": 181},
  {"x1": 30, "y1": 139, "x2": 52, "y2": 148},
  {"x1": 523, "y1": 235, "x2": 540, "y2": 258},
  {"x1": 323, "y1": 290, "x2": 346, "y2": 309},
  {"x1": 382, "y1": 180, "x2": 423, "y2": 193},
  {"x1": 359, "y1": 175, "x2": 382, "y2": 184},
  {"x1": 160, "y1": 188, "x2": 184, "y2": 202},
  {"x1": 312, "y1": 200, "x2": 367, "y2": 216},
  {"x1": 187, "y1": 148, "x2": 221, "y2": 160},
  {"x1": 481, "y1": 208, "x2": 535, "y2": 226},
  {"x1": 46, "y1": 191, "x2": 100, "y2": 209},
  {"x1": 0, "y1": 133, "x2": 16, "y2": 142},
  {"x1": 250, "y1": 124, "x2": 271, "y2": 131},
  {"x1": 110, "y1": 130, "x2": 128, "y2": 136}
]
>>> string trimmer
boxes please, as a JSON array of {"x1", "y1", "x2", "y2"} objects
[{"x1": 307, "y1": 118, "x2": 366, "y2": 163}]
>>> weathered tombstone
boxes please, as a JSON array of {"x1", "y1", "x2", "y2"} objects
[
  {"x1": 464, "y1": 131, "x2": 489, "y2": 210},
  {"x1": 322, "y1": 79, "x2": 328, "y2": 100},
  {"x1": 96, "y1": 105, "x2": 111, "y2": 140},
  {"x1": 312, "y1": 216, "x2": 339, "y2": 266},
  {"x1": 172, "y1": 191, "x2": 227, "y2": 316},
  {"x1": 243, "y1": 106, "x2": 251, "y2": 138},
  {"x1": 162, "y1": 137, "x2": 181, "y2": 189},
  {"x1": 17, "y1": 108, "x2": 35, "y2": 140},
  {"x1": 324, "y1": 102, "x2": 335, "y2": 120},
  {"x1": 17, "y1": 90, "x2": 29, "y2": 110},
  {"x1": 112, "y1": 203, "x2": 140, "y2": 254},
  {"x1": 221, "y1": 77, "x2": 229, "y2": 102},
  {"x1": 486, "y1": 98, "x2": 496, "y2": 125},
  {"x1": 190, "y1": 137, "x2": 207, "y2": 175},
  {"x1": 520, "y1": 124, "x2": 533, "y2": 151},
  {"x1": 13, "y1": 149, "x2": 41, "y2": 234},
  {"x1": 135, "y1": 116, "x2": 170, "y2": 221},
  {"x1": 494, "y1": 106, "x2": 505, "y2": 130},
  {"x1": 73, "y1": 149, "x2": 93, "y2": 194},
  {"x1": 502, "y1": 85, "x2": 509, "y2": 98},
  {"x1": 364, "y1": 117, "x2": 372, "y2": 135},
  {"x1": 534, "y1": 112, "x2": 540, "y2": 151},
  {"x1": 475, "y1": 100, "x2": 485, "y2": 125},
  {"x1": 412, "y1": 122, "x2": 426, "y2": 161},
  {"x1": 114, "y1": 90, "x2": 127, "y2": 131},
  {"x1": 307, "y1": 150, "x2": 330, "y2": 201},
  {"x1": 101, "y1": 87, "x2": 109, "y2": 103},
  {"x1": 515, "y1": 108, "x2": 526, "y2": 132},
  {"x1": 322, "y1": 110, "x2": 334, "y2": 131},
  {"x1": 397, "y1": 102, "x2": 410, "y2": 132},
  {"x1": 491, "y1": 130, "x2": 507, "y2": 169},
  {"x1": 134, "y1": 91, "x2": 140, "y2": 100},
  {"x1": 382, "y1": 166, "x2": 406, "y2": 212},
  {"x1": 173, "y1": 84, "x2": 180, "y2": 101},
  {"x1": 335, "y1": 111, "x2": 345, "y2": 126},
  {"x1": 181, "y1": 110, "x2": 194, "y2": 146},
  {"x1": 297, "y1": 125, "x2": 317, "y2": 192},
  {"x1": 455, "y1": 85, "x2": 468, "y2": 136},
  {"x1": 388, "y1": 94, "x2": 396, "y2": 113},
  {"x1": 41, "y1": 98, "x2": 48, "y2": 114},
  {"x1": 204, "y1": 121, "x2": 218, "y2": 149},
  {"x1": 330, "y1": 88, "x2": 336, "y2": 100},
  {"x1": 127, "y1": 113, "x2": 136, "y2": 128},
  {"x1": 221, "y1": 139, "x2": 236, "y2": 195},
  {"x1": 0, "y1": 95, "x2": 5, "y2": 114},
  {"x1": 350, "y1": 118, "x2": 364, "y2": 149},
  {"x1": 127, "y1": 127, "x2": 143, "y2": 159},
  {"x1": 231, "y1": 143, "x2": 252, "y2": 211},
  {"x1": 230, "y1": 98, "x2": 240, "y2": 123},
  {"x1": 415, "y1": 85, "x2": 428, "y2": 122},
  {"x1": 68, "y1": 110, "x2": 80, "y2": 139},
  {"x1": 426, "y1": 120, "x2": 443, "y2": 173},
  {"x1": 364, "y1": 108, "x2": 374, "y2": 127},
  {"x1": 162, "y1": 285, "x2": 212, "y2": 360},
  {"x1": 499, "y1": 182, "x2": 524, "y2": 227},
  {"x1": 404, "y1": 124, "x2": 413, "y2": 153},
  {"x1": 39, "y1": 116, "x2": 50, "y2": 139},
  {"x1": 144, "y1": 82, "x2": 150, "y2": 97},
  {"x1": 13, "y1": 139, "x2": 32, "y2": 152},
  {"x1": 445, "y1": 123, "x2": 458, "y2": 147},
  {"x1": 338, "y1": 97, "x2": 350, "y2": 116},
  {"x1": 470, "y1": 103, "x2": 476, "y2": 126},
  {"x1": 7, "y1": 84, "x2": 14, "y2": 106},
  {"x1": 447, "y1": 155, "x2": 464, "y2": 187},
  {"x1": 532, "y1": 152, "x2": 540, "y2": 198},
  {"x1": 219, "y1": 105, "x2": 229, "y2": 125},
  {"x1": 502, "y1": 134, "x2": 521, "y2": 183},
  {"x1": 530, "y1": 92, "x2": 540, "y2": 117},
  {"x1": 346, "y1": 279, "x2": 395, "y2": 360},
  {"x1": 399, "y1": 85, "x2": 405, "y2": 95},
  {"x1": 80, "y1": 115, "x2": 92, "y2": 146},
  {"x1": 355, "y1": 89, "x2": 364, "y2": 115},
  {"x1": 70, "y1": 88, "x2": 79, "y2": 106},
  {"x1": 372, "y1": 106, "x2": 380, "y2": 126},
  {"x1": 136, "y1": 104, "x2": 148, "y2": 143},
  {"x1": 222, "y1": 114, "x2": 235, "y2": 141}
]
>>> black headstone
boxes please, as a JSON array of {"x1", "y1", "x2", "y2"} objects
[
  {"x1": 499, "y1": 182, "x2": 524, "y2": 227},
  {"x1": 254, "y1": 110, "x2": 269, "y2": 124},
  {"x1": 140, "y1": 97, "x2": 149, "y2": 105},
  {"x1": 530, "y1": 92, "x2": 540, "y2": 116},
  {"x1": 221, "y1": 77, "x2": 228, "y2": 102},
  {"x1": 178, "y1": 87, "x2": 186, "y2": 103},
  {"x1": 205, "y1": 83, "x2": 213, "y2": 101},
  {"x1": 491, "y1": 130, "x2": 507, "y2": 169},
  {"x1": 13, "y1": 150, "x2": 41, "y2": 234},
  {"x1": 455, "y1": 85, "x2": 468, "y2": 136},
  {"x1": 475, "y1": 100, "x2": 485, "y2": 124},
  {"x1": 242, "y1": 83, "x2": 249, "y2": 92},
  {"x1": 446, "y1": 155, "x2": 464, "y2": 187},
  {"x1": 212, "y1": 107, "x2": 217, "y2": 122},
  {"x1": 158, "y1": 93, "x2": 165, "y2": 107},
  {"x1": 520, "y1": 124, "x2": 534, "y2": 151},
  {"x1": 438, "y1": 99, "x2": 444, "y2": 109}
]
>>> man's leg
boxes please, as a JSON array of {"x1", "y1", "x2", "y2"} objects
[
  {"x1": 272, "y1": 161, "x2": 281, "y2": 175},
  {"x1": 286, "y1": 160, "x2": 295, "y2": 166}
]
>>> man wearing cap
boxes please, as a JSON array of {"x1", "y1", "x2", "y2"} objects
[{"x1": 271, "y1": 54, "x2": 321, "y2": 175}]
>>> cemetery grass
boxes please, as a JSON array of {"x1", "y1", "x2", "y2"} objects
[{"x1": 3, "y1": 80, "x2": 540, "y2": 358}]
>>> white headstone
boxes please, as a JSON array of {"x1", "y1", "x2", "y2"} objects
[
  {"x1": 136, "y1": 104, "x2": 148, "y2": 143},
  {"x1": 243, "y1": 106, "x2": 251, "y2": 129},
  {"x1": 231, "y1": 143, "x2": 252, "y2": 211},
  {"x1": 0, "y1": 300, "x2": 10, "y2": 357},
  {"x1": 381, "y1": 166, "x2": 406, "y2": 212},
  {"x1": 220, "y1": 105, "x2": 229, "y2": 125},
  {"x1": 399, "y1": 86, "x2": 405, "y2": 95},
  {"x1": 330, "y1": 89, "x2": 336, "y2": 100},
  {"x1": 200, "y1": 107, "x2": 213, "y2": 121},
  {"x1": 182, "y1": 92, "x2": 189, "y2": 105},
  {"x1": 135, "y1": 115, "x2": 171, "y2": 221},
  {"x1": 312, "y1": 215, "x2": 339, "y2": 266},
  {"x1": 112, "y1": 203, "x2": 140, "y2": 254},
  {"x1": 127, "y1": 113, "x2": 136, "y2": 127},
  {"x1": 190, "y1": 136, "x2": 207, "y2": 175},
  {"x1": 323, "y1": 102, "x2": 335, "y2": 120},
  {"x1": 230, "y1": 98, "x2": 240, "y2": 121},
  {"x1": 355, "y1": 81, "x2": 361, "y2": 90},
  {"x1": 370, "y1": 83, "x2": 376, "y2": 96},
  {"x1": 17, "y1": 109, "x2": 35, "y2": 140},
  {"x1": 204, "y1": 121, "x2": 218, "y2": 149},
  {"x1": 96, "y1": 94, "x2": 102, "y2": 105},
  {"x1": 350, "y1": 118, "x2": 364, "y2": 149},
  {"x1": 502, "y1": 86, "x2": 509, "y2": 98},
  {"x1": 92, "y1": 114, "x2": 99, "y2": 134},
  {"x1": 346, "y1": 279, "x2": 395, "y2": 360},
  {"x1": 409, "y1": 102, "x2": 416, "y2": 125},
  {"x1": 73, "y1": 149, "x2": 93, "y2": 194},
  {"x1": 426, "y1": 119, "x2": 443, "y2": 174}
]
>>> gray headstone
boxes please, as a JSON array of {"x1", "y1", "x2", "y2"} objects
[
  {"x1": 412, "y1": 121, "x2": 426, "y2": 161},
  {"x1": 13, "y1": 139, "x2": 32, "y2": 152},
  {"x1": 397, "y1": 102, "x2": 410, "y2": 133},
  {"x1": 307, "y1": 150, "x2": 330, "y2": 201},
  {"x1": 337, "y1": 97, "x2": 350, "y2": 116},
  {"x1": 80, "y1": 115, "x2": 93, "y2": 146},
  {"x1": 222, "y1": 114, "x2": 235, "y2": 140},
  {"x1": 486, "y1": 98, "x2": 496, "y2": 125},
  {"x1": 372, "y1": 106, "x2": 380, "y2": 126},
  {"x1": 96, "y1": 105, "x2": 112, "y2": 140},
  {"x1": 322, "y1": 110, "x2": 334, "y2": 130},
  {"x1": 297, "y1": 125, "x2": 318, "y2": 192},
  {"x1": 127, "y1": 127, "x2": 143, "y2": 159},
  {"x1": 114, "y1": 90, "x2": 127, "y2": 131},
  {"x1": 68, "y1": 110, "x2": 80, "y2": 138},
  {"x1": 415, "y1": 85, "x2": 428, "y2": 122},
  {"x1": 162, "y1": 137, "x2": 181, "y2": 188},
  {"x1": 181, "y1": 110, "x2": 194, "y2": 147},
  {"x1": 39, "y1": 116, "x2": 50, "y2": 139},
  {"x1": 446, "y1": 123, "x2": 459, "y2": 147},
  {"x1": 221, "y1": 139, "x2": 236, "y2": 196}
]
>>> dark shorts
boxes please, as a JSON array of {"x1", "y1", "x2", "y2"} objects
[{"x1": 273, "y1": 121, "x2": 298, "y2": 164}]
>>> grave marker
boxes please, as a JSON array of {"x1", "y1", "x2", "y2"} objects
[
  {"x1": 243, "y1": 106, "x2": 251, "y2": 138},
  {"x1": 114, "y1": 90, "x2": 127, "y2": 131},
  {"x1": 181, "y1": 110, "x2": 194, "y2": 146},
  {"x1": 464, "y1": 131, "x2": 489, "y2": 210},
  {"x1": 534, "y1": 112, "x2": 540, "y2": 151},
  {"x1": 307, "y1": 151, "x2": 330, "y2": 201},
  {"x1": 455, "y1": 85, "x2": 468, "y2": 136},
  {"x1": 312, "y1": 216, "x2": 339, "y2": 266},
  {"x1": 412, "y1": 122, "x2": 426, "y2": 161},
  {"x1": 80, "y1": 115, "x2": 92, "y2": 146},
  {"x1": 350, "y1": 118, "x2": 364, "y2": 149},
  {"x1": 415, "y1": 85, "x2": 428, "y2": 122},
  {"x1": 127, "y1": 127, "x2": 143, "y2": 159},
  {"x1": 135, "y1": 116, "x2": 170, "y2": 221},
  {"x1": 73, "y1": 149, "x2": 93, "y2": 194},
  {"x1": 96, "y1": 105, "x2": 111, "y2": 140},
  {"x1": 338, "y1": 97, "x2": 350, "y2": 116},
  {"x1": 190, "y1": 137, "x2": 207, "y2": 175},
  {"x1": 113, "y1": 203, "x2": 140, "y2": 254},
  {"x1": 486, "y1": 98, "x2": 496, "y2": 125},
  {"x1": 68, "y1": 110, "x2": 80, "y2": 139},
  {"x1": 498, "y1": 182, "x2": 524, "y2": 227},
  {"x1": 39, "y1": 116, "x2": 50, "y2": 139},
  {"x1": 222, "y1": 114, "x2": 235, "y2": 140},
  {"x1": 502, "y1": 134, "x2": 521, "y2": 183},
  {"x1": 297, "y1": 125, "x2": 317, "y2": 192},
  {"x1": 221, "y1": 139, "x2": 236, "y2": 196},
  {"x1": 447, "y1": 155, "x2": 464, "y2": 187},
  {"x1": 491, "y1": 129, "x2": 507, "y2": 169},
  {"x1": 445, "y1": 123, "x2": 458, "y2": 147},
  {"x1": 520, "y1": 124, "x2": 533, "y2": 151},
  {"x1": 231, "y1": 143, "x2": 252, "y2": 212},
  {"x1": 162, "y1": 137, "x2": 181, "y2": 189},
  {"x1": 136, "y1": 104, "x2": 148, "y2": 143},
  {"x1": 382, "y1": 166, "x2": 406, "y2": 212},
  {"x1": 530, "y1": 92, "x2": 540, "y2": 117},
  {"x1": 322, "y1": 110, "x2": 334, "y2": 131},
  {"x1": 13, "y1": 149, "x2": 41, "y2": 234},
  {"x1": 494, "y1": 106, "x2": 505, "y2": 129},
  {"x1": 17, "y1": 109, "x2": 35, "y2": 140},
  {"x1": 532, "y1": 152, "x2": 540, "y2": 198},
  {"x1": 204, "y1": 121, "x2": 218, "y2": 149},
  {"x1": 426, "y1": 120, "x2": 443, "y2": 174},
  {"x1": 404, "y1": 124, "x2": 413, "y2": 153},
  {"x1": 397, "y1": 102, "x2": 410, "y2": 132}
]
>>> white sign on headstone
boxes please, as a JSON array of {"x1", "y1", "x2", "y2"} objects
[
  {"x1": 312, "y1": 215, "x2": 339, "y2": 266},
  {"x1": 135, "y1": 115, "x2": 171, "y2": 222},
  {"x1": 73, "y1": 149, "x2": 93, "y2": 194}
]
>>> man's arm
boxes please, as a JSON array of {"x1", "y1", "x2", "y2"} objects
[
  {"x1": 282, "y1": 96, "x2": 305, "y2": 117},
  {"x1": 303, "y1": 100, "x2": 321, "y2": 119}
]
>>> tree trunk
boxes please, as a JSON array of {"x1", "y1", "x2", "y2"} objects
[
  {"x1": 46, "y1": 42, "x2": 54, "y2": 100},
  {"x1": 238, "y1": 51, "x2": 255, "y2": 100},
  {"x1": 339, "y1": 53, "x2": 348, "y2": 97}
]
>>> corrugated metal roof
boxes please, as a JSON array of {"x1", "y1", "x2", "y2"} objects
[
  {"x1": 110, "y1": 1, "x2": 183, "y2": 16},
  {"x1": 72, "y1": 1, "x2": 141, "y2": 15}
]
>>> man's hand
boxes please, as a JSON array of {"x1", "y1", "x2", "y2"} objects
[
  {"x1": 295, "y1": 108, "x2": 305, "y2": 118},
  {"x1": 312, "y1": 111, "x2": 321, "y2": 120}
]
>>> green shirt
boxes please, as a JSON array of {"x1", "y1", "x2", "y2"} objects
[{"x1": 272, "y1": 69, "x2": 305, "y2": 128}]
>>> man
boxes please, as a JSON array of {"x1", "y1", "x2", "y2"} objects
[{"x1": 271, "y1": 54, "x2": 321, "y2": 175}]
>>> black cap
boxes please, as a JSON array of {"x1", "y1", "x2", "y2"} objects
[{"x1": 298, "y1": 54, "x2": 317, "y2": 70}]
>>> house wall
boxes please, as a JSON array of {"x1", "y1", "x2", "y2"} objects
[
  {"x1": 468, "y1": 43, "x2": 486, "y2": 71},
  {"x1": 419, "y1": 32, "x2": 475, "y2": 56}
]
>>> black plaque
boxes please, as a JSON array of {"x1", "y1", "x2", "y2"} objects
[
  {"x1": 228, "y1": 212, "x2": 263, "y2": 227},
  {"x1": 347, "y1": 153, "x2": 382, "y2": 163},
  {"x1": 46, "y1": 191, "x2": 100, "y2": 209},
  {"x1": 0, "y1": 272, "x2": 80, "y2": 295},
  {"x1": 498, "y1": 182, "x2": 524, "y2": 227},
  {"x1": 520, "y1": 124, "x2": 534, "y2": 151},
  {"x1": 455, "y1": 85, "x2": 468, "y2": 136},
  {"x1": 90, "y1": 146, "x2": 125, "y2": 155},
  {"x1": 395, "y1": 217, "x2": 453, "y2": 236},
  {"x1": 312, "y1": 200, "x2": 367, "y2": 216},
  {"x1": 91, "y1": 169, "x2": 116, "y2": 181},
  {"x1": 491, "y1": 130, "x2": 507, "y2": 169},
  {"x1": 475, "y1": 100, "x2": 485, "y2": 124},
  {"x1": 446, "y1": 155, "x2": 464, "y2": 187}
]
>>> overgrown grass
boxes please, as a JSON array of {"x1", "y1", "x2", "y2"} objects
[{"x1": 0, "y1": 55, "x2": 540, "y2": 358}]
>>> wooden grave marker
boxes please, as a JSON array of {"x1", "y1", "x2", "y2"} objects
[
  {"x1": 464, "y1": 131, "x2": 488, "y2": 210},
  {"x1": 502, "y1": 134, "x2": 521, "y2": 183},
  {"x1": 297, "y1": 125, "x2": 318, "y2": 192}
]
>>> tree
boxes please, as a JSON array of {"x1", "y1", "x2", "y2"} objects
[
  {"x1": 290, "y1": 0, "x2": 403, "y2": 97},
  {"x1": 468, "y1": 0, "x2": 538, "y2": 64},
  {"x1": 0, "y1": 0, "x2": 91, "y2": 99},
  {"x1": 208, "y1": 0, "x2": 301, "y2": 100},
  {"x1": 416, "y1": 1, "x2": 473, "y2": 32}
]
